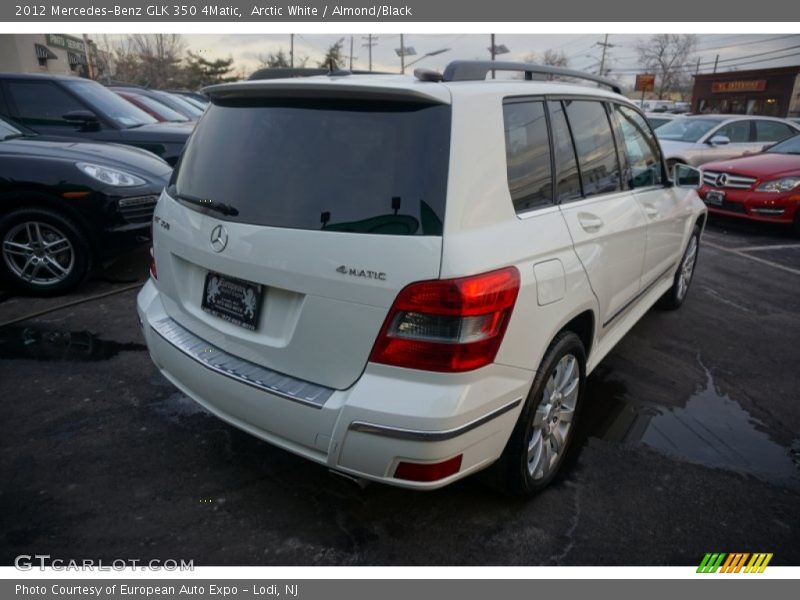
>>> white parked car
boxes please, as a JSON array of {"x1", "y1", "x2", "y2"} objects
[
  {"x1": 656, "y1": 114, "x2": 800, "y2": 169},
  {"x1": 138, "y1": 61, "x2": 707, "y2": 495}
]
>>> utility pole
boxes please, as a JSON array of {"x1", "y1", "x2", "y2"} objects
[
  {"x1": 290, "y1": 33, "x2": 294, "y2": 68},
  {"x1": 490, "y1": 33, "x2": 496, "y2": 79},
  {"x1": 596, "y1": 34, "x2": 615, "y2": 77},
  {"x1": 362, "y1": 34, "x2": 377, "y2": 72},
  {"x1": 695, "y1": 57, "x2": 701, "y2": 74},
  {"x1": 400, "y1": 33, "x2": 405, "y2": 74},
  {"x1": 82, "y1": 34, "x2": 95, "y2": 79},
  {"x1": 349, "y1": 35, "x2": 354, "y2": 70},
  {"x1": 713, "y1": 54, "x2": 719, "y2": 73}
]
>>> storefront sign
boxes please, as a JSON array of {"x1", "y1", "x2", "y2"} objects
[
  {"x1": 45, "y1": 33, "x2": 87, "y2": 53},
  {"x1": 711, "y1": 80, "x2": 767, "y2": 93},
  {"x1": 635, "y1": 74, "x2": 656, "y2": 92}
]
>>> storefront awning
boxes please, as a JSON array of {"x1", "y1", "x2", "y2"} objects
[{"x1": 34, "y1": 43, "x2": 58, "y2": 61}]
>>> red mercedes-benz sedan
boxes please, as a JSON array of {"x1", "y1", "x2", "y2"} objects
[{"x1": 699, "y1": 133, "x2": 800, "y2": 232}]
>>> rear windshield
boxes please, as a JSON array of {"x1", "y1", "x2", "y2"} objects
[{"x1": 170, "y1": 98, "x2": 451, "y2": 236}]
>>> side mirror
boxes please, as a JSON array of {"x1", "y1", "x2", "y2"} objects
[
  {"x1": 63, "y1": 110, "x2": 100, "y2": 130},
  {"x1": 708, "y1": 135, "x2": 730, "y2": 146},
  {"x1": 673, "y1": 163, "x2": 702, "y2": 189},
  {"x1": 761, "y1": 143, "x2": 775, "y2": 152}
]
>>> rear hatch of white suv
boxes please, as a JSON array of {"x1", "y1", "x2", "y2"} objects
[{"x1": 150, "y1": 79, "x2": 451, "y2": 393}]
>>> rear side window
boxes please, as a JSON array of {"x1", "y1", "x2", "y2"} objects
[
  {"x1": 563, "y1": 100, "x2": 622, "y2": 197},
  {"x1": 714, "y1": 120, "x2": 751, "y2": 143},
  {"x1": 547, "y1": 101, "x2": 583, "y2": 203},
  {"x1": 172, "y1": 99, "x2": 450, "y2": 236},
  {"x1": 613, "y1": 105, "x2": 663, "y2": 189},
  {"x1": 754, "y1": 120, "x2": 795, "y2": 143},
  {"x1": 6, "y1": 81, "x2": 84, "y2": 126},
  {"x1": 502, "y1": 101, "x2": 553, "y2": 212}
]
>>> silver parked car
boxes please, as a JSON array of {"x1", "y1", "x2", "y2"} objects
[{"x1": 656, "y1": 115, "x2": 800, "y2": 168}]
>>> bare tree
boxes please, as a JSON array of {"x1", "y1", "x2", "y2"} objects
[
  {"x1": 542, "y1": 49, "x2": 570, "y2": 68},
  {"x1": 519, "y1": 50, "x2": 571, "y2": 80},
  {"x1": 105, "y1": 34, "x2": 185, "y2": 87},
  {"x1": 635, "y1": 34, "x2": 697, "y2": 100}
]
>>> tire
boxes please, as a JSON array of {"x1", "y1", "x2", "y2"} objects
[
  {"x1": 496, "y1": 331, "x2": 587, "y2": 496},
  {"x1": 658, "y1": 225, "x2": 700, "y2": 310},
  {"x1": 0, "y1": 207, "x2": 91, "y2": 295}
]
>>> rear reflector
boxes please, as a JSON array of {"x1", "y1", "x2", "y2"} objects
[
  {"x1": 394, "y1": 455, "x2": 463, "y2": 482},
  {"x1": 369, "y1": 267, "x2": 520, "y2": 372}
]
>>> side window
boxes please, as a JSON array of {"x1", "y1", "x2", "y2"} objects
[
  {"x1": 547, "y1": 101, "x2": 583, "y2": 203},
  {"x1": 502, "y1": 100, "x2": 553, "y2": 212},
  {"x1": 6, "y1": 81, "x2": 84, "y2": 127},
  {"x1": 613, "y1": 105, "x2": 663, "y2": 189},
  {"x1": 713, "y1": 120, "x2": 751, "y2": 143},
  {"x1": 755, "y1": 120, "x2": 795, "y2": 143},
  {"x1": 563, "y1": 100, "x2": 622, "y2": 197}
]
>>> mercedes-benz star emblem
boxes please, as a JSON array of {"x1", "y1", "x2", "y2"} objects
[
  {"x1": 210, "y1": 225, "x2": 228, "y2": 253},
  {"x1": 715, "y1": 173, "x2": 729, "y2": 188}
]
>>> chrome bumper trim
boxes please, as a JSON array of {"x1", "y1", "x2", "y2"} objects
[
  {"x1": 150, "y1": 317, "x2": 334, "y2": 409},
  {"x1": 348, "y1": 398, "x2": 522, "y2": 442}
]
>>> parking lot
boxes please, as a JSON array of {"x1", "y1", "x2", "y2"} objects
[{"x1": 1, "y1": 215, "x2": 798, "y2": 566}]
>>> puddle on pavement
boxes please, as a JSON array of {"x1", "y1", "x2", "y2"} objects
[
  {"x1": 154, "y1": 392, "x2": 210, "y2": 423},
  {"x1": 0, "y1": 325, "x2": 145, "y2": 361},
  {"x1": 579, "y1": 364, "x2": 800, "y2": 489}
]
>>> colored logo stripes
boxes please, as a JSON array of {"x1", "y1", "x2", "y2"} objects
[{"x1": 697, "y1": 553, "x2": 773, "y2": 573}]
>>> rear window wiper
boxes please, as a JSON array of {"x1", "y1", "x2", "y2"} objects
[{"x1": 171, "y1": 190, "x2": 239, "y2": 217}]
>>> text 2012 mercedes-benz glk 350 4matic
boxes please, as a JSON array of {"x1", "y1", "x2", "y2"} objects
[{"x1": 138, "y1": 61, "x2": 707, "y2": 495}]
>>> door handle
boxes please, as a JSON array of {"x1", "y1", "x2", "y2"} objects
[
  {"x1": 577, "y1": 213, "x2": 604, "y2": 233},
  {"x1": 642, "y1": 204, "x2": 660, "y2": 219}
]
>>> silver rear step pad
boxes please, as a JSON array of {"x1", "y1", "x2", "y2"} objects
[{"x1": 151, "y1": 317, "x2": 335, "y2": 409}]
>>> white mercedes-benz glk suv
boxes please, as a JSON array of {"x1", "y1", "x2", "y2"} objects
[{"x1": 138, "y1": 61, "x2": 706, "y2": 495}]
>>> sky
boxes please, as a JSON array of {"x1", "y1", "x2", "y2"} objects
[{"x1": 179, "y1": 33, "x2": 800, "y2": 85}]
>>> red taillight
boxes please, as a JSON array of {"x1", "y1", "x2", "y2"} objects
[
  {"x1": 394, "y1": 455, "x2": 463, "y2": 482},
  {"x1": 149, "y1": 247, "x2": 157, "y2": 280},
  {"x1": 369, "y1": 267, "x2": 520, "y2": 372},
  {"x1": 149, "y1": 221, "x2": 157, "y2": 280}
]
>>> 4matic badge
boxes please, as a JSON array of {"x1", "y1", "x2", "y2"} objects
[{"x1": 336, "y1": 265, "x2": 387, "y2": 281}]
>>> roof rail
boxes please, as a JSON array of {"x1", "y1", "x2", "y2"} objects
[{"x1": 440, "y1": 60, "x2": 622, "y2": 94}]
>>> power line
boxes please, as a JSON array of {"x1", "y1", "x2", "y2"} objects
[{"x1": 608, "y1": 45, "x2": 800, "y2": 74}]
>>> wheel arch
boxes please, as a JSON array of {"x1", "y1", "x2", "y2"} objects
[{"x1": 0, "y1": 190, "x2": 100, "y2": 257}]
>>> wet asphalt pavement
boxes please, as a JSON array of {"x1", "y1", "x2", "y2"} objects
[{"x1": 1, "y1": 215, "x2": 799, "y2": 566}]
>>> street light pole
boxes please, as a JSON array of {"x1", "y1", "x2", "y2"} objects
[{"x1": 290, "y1": 33, "x2": 294, "y2": 68}]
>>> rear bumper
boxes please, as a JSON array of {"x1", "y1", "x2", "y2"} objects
[
  {"x1": 137, "y1": 281, "x2": 532, "y2": 489},
  {"x1": 699, "y1": 185, "x2": 800, "y2": 224}
]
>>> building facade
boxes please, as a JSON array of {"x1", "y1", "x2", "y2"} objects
[
  {"x1": 691, "y1": 66, "x2": 800, "y2": 118},
  {"x1": 0, "y1": 34, "x2": 112, "y2": 79}
]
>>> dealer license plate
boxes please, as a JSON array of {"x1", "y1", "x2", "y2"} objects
[{"x1": 201, "y1": 272, "x2": 263, "y2": 330}]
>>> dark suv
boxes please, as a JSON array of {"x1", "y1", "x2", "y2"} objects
[{"x1": 0, "y1": 73, "x2": 193, "y2": 165}]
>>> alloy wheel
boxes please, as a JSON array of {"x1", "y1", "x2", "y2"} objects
[
  {"x1": 2, "y1": 221, "x2": 75, "y2": 286},
  {"x1": 527, "y1": 353, "x2": 580, "y2": 481},
  {"x1": 676, "y1": 236, "x2": 698, "y2": 301}
]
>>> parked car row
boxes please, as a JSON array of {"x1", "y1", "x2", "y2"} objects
[
  {"x1": 0, "y1": 73, "x2": 209, "y2": 294},
  {"x1": 651, "y1": 114, "x2": 800, "y2": 232}
]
